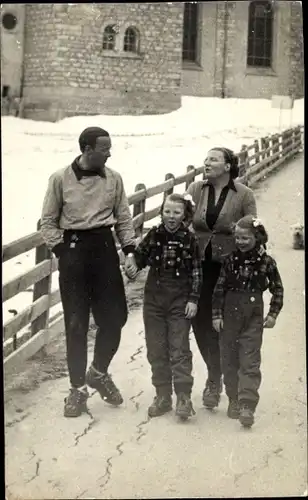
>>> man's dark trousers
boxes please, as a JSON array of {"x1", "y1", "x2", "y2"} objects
[
  {"x1": 220, "y1": 291, "x2": 264, "y2": 410},
  {"x1": 58, "y1": 227, "x2": 128, "y2": 388},
  {"x1": 143, "y1": 272, "x2": 193, "y2": 397}
]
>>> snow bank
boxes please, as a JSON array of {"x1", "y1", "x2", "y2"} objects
[{"x1": 2, "y1": 96, "x2": 304, "y2": 328}]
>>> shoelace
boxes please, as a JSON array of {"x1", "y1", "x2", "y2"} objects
[
  {"x1": 179, "y1": 395, "x2": 196, "y2": 415},
  {"x1": 65, "y1": 388, "x2": 86, "y2": 404},
  {"x1": 97, "y1": 373, "x2": 118, "y2": 395}
]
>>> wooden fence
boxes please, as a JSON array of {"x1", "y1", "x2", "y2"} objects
[{"x1": 2, "y1": 125, "x2": 304, "y2": 370}]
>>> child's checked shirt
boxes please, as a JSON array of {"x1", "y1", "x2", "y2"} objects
[
  {"x1": 134, "y1": 223, "x2": 203, "y2": 304},
  {"x1": 212, "y1": 246, "x2": 284, "y2": 321}
]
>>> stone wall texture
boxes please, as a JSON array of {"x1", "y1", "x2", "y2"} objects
[
  {"x1": 288, "y1": 1, "x2": 304, "y2": 98},
  {"x1": 182, "y1": 1, "x2": 304, "y2": 100},
  {"x1": 1, "y1": 2, "x2": 304, "y2": 121},
  {"x1": 22, "y1": 3, "x2": 184, "y2": 120}
]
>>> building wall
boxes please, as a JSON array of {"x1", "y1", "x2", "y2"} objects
[
  {"x1": 224, "y1": 1, "x2": 293, "y2": 98},
  {"x1": 22, "y1": 3, "x2": 184, "y2": 121},
  {"x1": 288, "y1": 1, "x2": 304, "y2": 98},
  {"x1": 181, "y1": 2, "x2": 218, "y2": 97},
  {"x1": 1, "y1": 4, "x2": 26, "y2": 97},
  {"x1": 181, "y1": 1, "x2": 304, "y2": 100}
]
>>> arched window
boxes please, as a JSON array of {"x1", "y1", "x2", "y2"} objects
[
  {"x1": 182, "y1": 2, "x2": 199, "y2": 62},
  {"x1": 124, "y1": 27, "x2": 138, "y2": 53},
  {"x1": 247, "y1": 1, "x2": 273, "y2": 67},
  {"x1": 103, "y1": 25, "x2": 117, "y2": 50}
]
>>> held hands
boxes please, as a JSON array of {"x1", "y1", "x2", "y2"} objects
[
  {"x1": 124, "y1": 254, "x2": 138, "y2": 280},
  {"x1": 185, "y1": 301, "x2": 198, "y2": 319},
  {"x1": 264, "y1": 315, "x2": 276, "y2": 328},
  {"x1": 212, "y1": 319, "x2": 224, "y2": 333}
]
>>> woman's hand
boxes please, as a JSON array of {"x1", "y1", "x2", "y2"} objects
[
  {"x1": 185, "y1": 302, "x2": 198, "y2": 319},
  {"x1": 213, "y1": 318, "x2": 224, "y2": 333}
]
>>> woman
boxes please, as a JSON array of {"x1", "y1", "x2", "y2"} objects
[{"x1": 186, "y1": 147, "x2": 257, "y2": 410}]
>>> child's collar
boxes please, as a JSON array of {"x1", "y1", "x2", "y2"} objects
[
  {"x1": 236, "y1": 245, "x2": 266, "y2": 260},
  {"x1": 161, "y1": 222, "x2": 185, "y2": 234}
]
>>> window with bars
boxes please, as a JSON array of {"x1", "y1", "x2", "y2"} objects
[
  {"x1": 182, "y1": 2, "x2": 199, "y2": 62},
  {"x1": 103, "y1": 25, "x2": 117, "y2": 50},
  {"x1": 124, "y1": 27, "x2": 138, "y2": 53},
  {"x1": 247, "y1": 1, "x2": 273, "y2": 68}
]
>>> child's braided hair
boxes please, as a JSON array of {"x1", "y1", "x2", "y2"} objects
[
  {"x1": 160, "y1": 193, "x2": 195, "y2": 225},
  {"x1": 235, "y1": 214, "x2": 268, "y2": 249}
]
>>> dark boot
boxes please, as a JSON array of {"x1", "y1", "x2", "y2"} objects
[
  {"x1": 64, "y1": 387, "x2": 89, "y2": 418},
  {"x1": 86, "y1": 364, "x2": 123, "y2": 406},
  {"x1": 227, "y1": 398, "x2": 240, "y2": 419},
  {"x1": 239, "y1": 405, "x2": 255, "y2": 428},
  {"x1": 203, "y1": 381, "x2": 220, "y2": 409},
  {"x1": 175, "y1": 393, "x2": 196, "y2": 420},
  {"x1": 148, "y1": 395, "x2": 172, "y2": 418}
]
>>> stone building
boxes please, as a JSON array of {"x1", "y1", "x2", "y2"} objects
[{"x1": 0, "y1": 1, "x2": 304, "y2": 121}]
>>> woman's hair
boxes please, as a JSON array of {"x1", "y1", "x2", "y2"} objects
[
  {"x1": 160, "y1": 193, "x2": 195, "y2": 224},
  {"x1": 211, "y1": 147, "x2": 239, "y2": 179},
  {"x1": 235, "y1": 215, "x2": 268, "y2": 249}
]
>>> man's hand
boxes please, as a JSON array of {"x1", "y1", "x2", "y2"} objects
[
  {"x1": 213, "y1": 318, "x2": 224, "y2": 333},
  {"x1": 264, "y1": 315, "x2": 276, "y2": 328},
  {"x1": 124, "y1": 253, "x2": 138, "y2": 280},
  {"x1": 185, "y1": 302, "x2": 198, "y2": 319}
]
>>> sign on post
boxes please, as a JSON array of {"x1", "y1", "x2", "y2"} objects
[{"x1": 271, "y1": 95, "x2": 294, "y2": 131}]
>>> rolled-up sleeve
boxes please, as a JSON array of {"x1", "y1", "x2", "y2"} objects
[
  {"x1": 40, "y1": 173, "x2": 64, "y2": 249},
  {"x1": 113, "y1": 175, "x2": 136, "y2": 254}
]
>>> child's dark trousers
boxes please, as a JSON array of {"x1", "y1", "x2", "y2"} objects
[
  {"x1": 220, "y1": 290, "x2": 264, "y2": 411},
  {"x1": 143, "y1": 271, "x2": 194, "y2": 397}
]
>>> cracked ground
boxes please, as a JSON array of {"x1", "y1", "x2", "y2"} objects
[{"x1": 4, "y1": 156, "x2": 307, "y2": 499}]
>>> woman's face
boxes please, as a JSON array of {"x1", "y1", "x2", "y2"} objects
[{"x1": 203, "y1": 149, "x2": 230, "y2": 180}]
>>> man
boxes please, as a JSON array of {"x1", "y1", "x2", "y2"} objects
[{"x1": 41, "y1": 127, "x2": 137, "y2": 417}]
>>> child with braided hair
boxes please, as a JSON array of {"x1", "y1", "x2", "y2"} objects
[{"x1": 212, "y1": 215, "x2": 284, "y2": 428}]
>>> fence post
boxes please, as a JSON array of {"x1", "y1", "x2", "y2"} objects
[
  {"x1": 164, "y1": 173, "x2": 175, "y2": 200},
  {"x1": 254, "y1": 139, "x2": 260, "y2": 165},
  {"x1": 31, "y1": 219, "x2": 52, "y2": 337},
  {"x1": 281, "y1": 130, "x2": 288, "y2": 158},
  {"x1": 133, "y1": 183, "x2": 146, "y2": 238},
  {"x1": 260, "y1": 137, "x2": 266, "y2": 161},
  {"x1": 238, "y1": 144, "x2": 248, "y2": 179},
  {"x1": 272, "y1": 134, "x2": 279, "y2": 164},
  {"x1": 185, "y1": 165, "x2": 196, "y2": 190},
  {"x1": 264, "y1": 136, "x2": 270, "y2": 163}
]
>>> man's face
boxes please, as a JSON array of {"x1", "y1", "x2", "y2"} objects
[{"x1": 85, "y1": 136, "x2": 111, "y2": 171}]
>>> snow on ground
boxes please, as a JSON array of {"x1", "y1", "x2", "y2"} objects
[{"x1": 2, "y1": 96, "x2": 304, "y2": 336}]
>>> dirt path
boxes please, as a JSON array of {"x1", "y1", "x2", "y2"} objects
[{"x1": 5, "y1": 155, "x2": 306, "y2": 499}]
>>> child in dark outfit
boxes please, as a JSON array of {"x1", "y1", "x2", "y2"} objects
[
  {"x1": 212, "y1": 215, "x2": 284, "y2": 428},
  {"x1": 133, "y1": 193, "x2": 202, "y2": 420}
]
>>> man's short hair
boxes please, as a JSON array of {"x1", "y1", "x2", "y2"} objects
[{"x1": 78, "y1": 127, "x2": 109, "y2": 152}]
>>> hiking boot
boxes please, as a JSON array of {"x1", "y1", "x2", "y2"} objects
[
  {"x1": 175, "y1": 393, "x2": 196, "y2": 420},
  {"x1": 86, "y1": 364, "x2": 123, "y2": 406},
  {"x1": 64, "y1": 387, "x2": 89, "y2": 418},
  {"x1": 239, "y1": 405, "x2": 255, "y2": 428},
  {"x1": 148, "y1": 395, "x2": 172, "y2": 418},
  {"x1": 227, "y1": 399, "x2": 240, "y2": 419},
  {"x1": 203, "y1": 382, "x2": 220, "y2": 409}
]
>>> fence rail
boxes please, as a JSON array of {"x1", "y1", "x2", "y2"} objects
[{"x1": 2, "y1": 125, "x2": 304, "y2": 369}]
